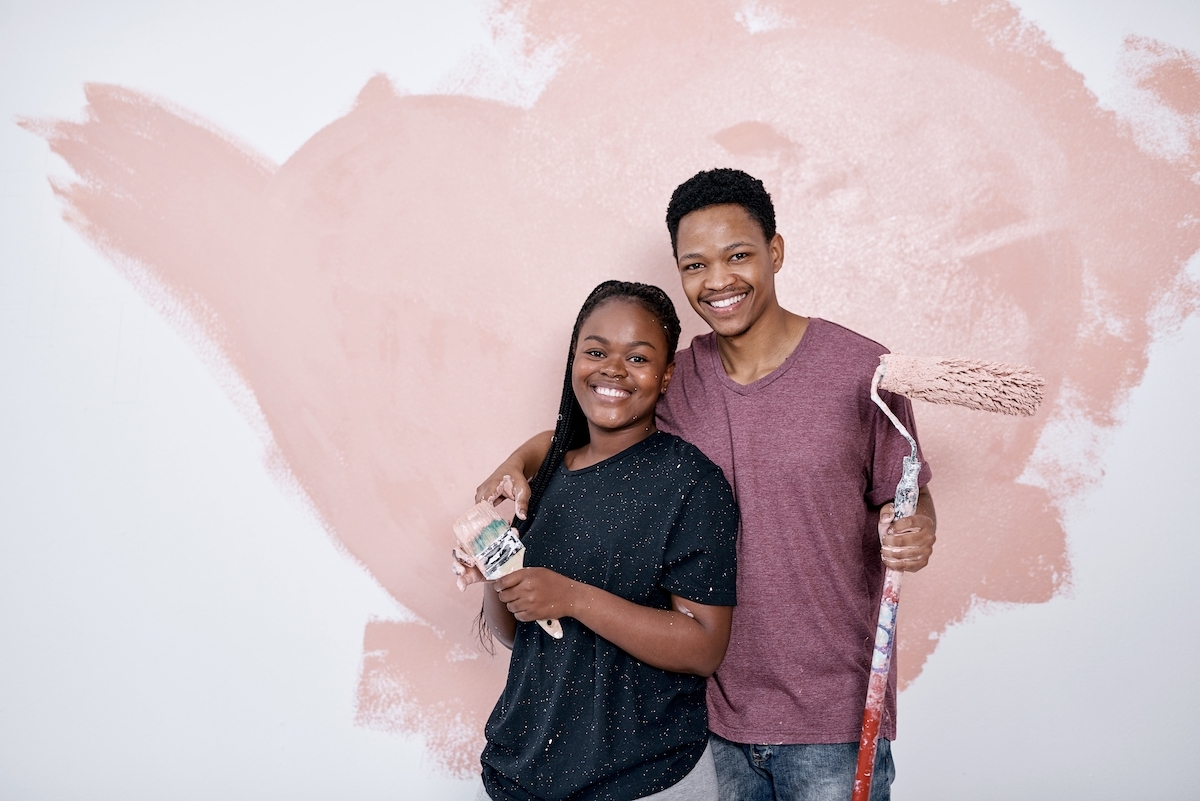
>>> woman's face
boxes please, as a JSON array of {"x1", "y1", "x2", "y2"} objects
[{"x1": 571, "y1": 299, "x2": 674, "y2": 437}]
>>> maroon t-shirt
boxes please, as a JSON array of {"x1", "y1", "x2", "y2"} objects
[{"x1": 656, "y1": 318, "x2": 932, "y2": 745}]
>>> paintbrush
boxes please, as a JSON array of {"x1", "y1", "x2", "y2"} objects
[
  {"x1": 852, "y1": 355, "x2": 1044, "y2": 801},
  {"x1": 453, "y1": 501, "x2": 564, "y2": 639}
]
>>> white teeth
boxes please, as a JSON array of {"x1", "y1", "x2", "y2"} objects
[
  {"x1": 708, "y1": 293, "x2": 747, "y2": 309},
  {"x1": 594, "y1": 386, "x2": 630, "y2": 398}
]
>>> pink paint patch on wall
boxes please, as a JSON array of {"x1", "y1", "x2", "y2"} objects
[{"x1": 23, "y1": 0, "x2": 1200, "y2": 776}]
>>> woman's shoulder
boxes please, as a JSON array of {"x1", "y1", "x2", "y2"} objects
[{"x1": 648, "y1": 432, "x2": 730, "y2": 484}]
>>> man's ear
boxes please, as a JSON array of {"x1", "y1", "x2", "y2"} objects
[
  {"x1": 771, "y1": 233, "x2": 785, "y2": 274},
  {"x1": 660, "y1": 361, "x2": 676, "y2": 395}
]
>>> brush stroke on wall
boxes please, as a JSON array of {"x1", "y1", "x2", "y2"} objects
[{"x1": 23, "y1": 0, "x2": 1200, "y2": 776}]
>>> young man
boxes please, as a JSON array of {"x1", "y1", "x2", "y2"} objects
[{"x1": 475, "y1": 169, "x2": 936, "y2": 801}]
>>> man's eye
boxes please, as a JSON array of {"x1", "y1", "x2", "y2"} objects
[
  {"x1": 682, "y1": 262, "x2": 703, "y2": 272},
  {"x1": 730, "y1": 252, "x2": 748, "y2": 261}
]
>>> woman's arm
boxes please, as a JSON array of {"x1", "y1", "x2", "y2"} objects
[
  {"x1": 474, "y1": 431, "x2": 553, "y2": 519},
  {"x1": 492, "y1": 568, "x2": 732, "y2": 676},
  {"x1": 482, "y1": 578, "x2": 519, "y2": 650}
]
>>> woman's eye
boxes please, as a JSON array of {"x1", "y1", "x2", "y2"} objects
[
  {"x1": 629, "y1": 355, "x2": 647, "y2": 364},
  {"x1": 585, "y1": 349, "x2": 604, "y2": 358}
]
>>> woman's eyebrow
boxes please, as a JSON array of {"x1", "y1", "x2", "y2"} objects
[{"x1": 582, "y1": 334, "x2": 658, "y2": 350}]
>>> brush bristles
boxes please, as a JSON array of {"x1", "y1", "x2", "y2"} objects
[{"x1": 878, "y1": 355, "x2": 1044, "y2": 416}]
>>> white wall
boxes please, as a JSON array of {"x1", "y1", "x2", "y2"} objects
[{"x1": 0, "y1": 1, "x2": 1196, "y2": 799}]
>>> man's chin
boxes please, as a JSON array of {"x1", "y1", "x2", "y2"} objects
[{"x1": 703, "y1": 315, "x2": 752, "y2": 339}]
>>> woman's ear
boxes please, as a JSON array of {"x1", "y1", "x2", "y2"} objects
[{"x1": 660, "y1": 361, "x2": 676, "y2": 395}]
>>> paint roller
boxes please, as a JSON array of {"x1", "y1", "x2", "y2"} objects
[{"x1": 851, "y1": 355, "x2": 1044, "y2": 801}]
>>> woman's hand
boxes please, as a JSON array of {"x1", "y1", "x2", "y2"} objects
[
  {"x1": 493, "y1": 567, "x2": 577, "y2": 622},
  {"x1": 451, "y1": 546, "x2": 485, "y2": 592}
]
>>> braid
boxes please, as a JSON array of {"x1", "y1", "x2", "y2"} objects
[{"x1": 517, "y1": 280, "x2": 681, "y2": 534}]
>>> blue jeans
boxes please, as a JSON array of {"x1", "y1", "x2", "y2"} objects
[{"x1": 710, "y1": 734, "x2": 894, "y2": 801}]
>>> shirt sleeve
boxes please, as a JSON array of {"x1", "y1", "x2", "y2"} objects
[
  {"x1": 661, "y1": 467, "x2": 739, "y2": 607},
  {"x1": 867, "y1": 387, "x2": 934, "y2": 508}
]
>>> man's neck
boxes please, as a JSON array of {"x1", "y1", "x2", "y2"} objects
[{"x1": 715, "y1": 307, "x2": 809, "y2": 385}]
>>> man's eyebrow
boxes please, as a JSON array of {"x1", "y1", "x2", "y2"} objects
[
  {"x1": 677, "y1": 241, "x2": 756, "y2": 261},
  {"x1": 582, "y1": 334, "x2": 658, "y2": 349}
]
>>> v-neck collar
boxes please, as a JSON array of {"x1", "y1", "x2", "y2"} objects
[{"x1": 707, "y1": 318, "x2": 821, "y2": 396}]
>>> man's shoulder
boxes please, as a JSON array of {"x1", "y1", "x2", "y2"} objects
[{"x1": 809, "y1": 318, "x2": 890, "y2": 360}]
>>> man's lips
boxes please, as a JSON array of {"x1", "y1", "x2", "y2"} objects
[{"x1": 703, "y1": 291, "x2": 748, "y2": 311}]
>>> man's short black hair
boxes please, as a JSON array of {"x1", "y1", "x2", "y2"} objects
[{"x1": 665, "y1": 168, "x2": 777, "y2": 254}]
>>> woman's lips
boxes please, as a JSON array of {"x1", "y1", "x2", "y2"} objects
[{"x1": 591, "y1": 384, "x2": 631, "y2": 399}]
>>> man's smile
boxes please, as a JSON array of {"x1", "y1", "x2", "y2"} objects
[{"x1": 703, "y1": 292, "x2": 748, "y2": 311}]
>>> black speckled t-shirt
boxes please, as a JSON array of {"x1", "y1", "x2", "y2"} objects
[{"x1": 481, "y1": 432, "x2": 738, "y2": 801}]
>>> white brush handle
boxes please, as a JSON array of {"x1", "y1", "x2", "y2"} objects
[{"x1": 506, "y1": 549, "x2": 564, "y2": 639}]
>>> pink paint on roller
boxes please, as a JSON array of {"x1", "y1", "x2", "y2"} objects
[
  {"x1": 24, "y1": 0, "x2": 1200, "y2": 773},
  {"x1": 879, "y1": 355, "x2": 1045, "y2": 416}
]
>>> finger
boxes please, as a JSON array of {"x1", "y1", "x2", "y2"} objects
[
  {"x1": 881, "y1": 546, "x2": 930, "y2": 563},
  {"x1": 453, "y1": 547, "x2": 476, "y2": 567},
  {"x1": 484, "y1": 474, "x2": 518, "y2": 507},
  {"x1": 885, "y1": 556, "x2": 930, "y2": 572},
  {"x1": 884, "y1": 525, "x2": 936, "y2": 548},
  {"x1": 888, "y1": 517, "x2": 926, "y2": 536},
  {"x1": 475, "y1": 478, "x2": 500, "y2": 504},
  {"x1": 493, "y1": 570, "x2": 524, "y2": 591},
  {"x1": 514, "y1": 485, "x2": 528, "y2": 520}
]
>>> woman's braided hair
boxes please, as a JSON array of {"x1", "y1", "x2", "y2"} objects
[
  {"x1": 517, "y1": 280, "x2": 681, "y2": 534},
  {"x1": 475, "y1": 280, "x2": 680, "y2": 650}
]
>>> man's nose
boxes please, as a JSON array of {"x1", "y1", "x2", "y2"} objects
[{"x1": 704, "y1": 262, "x2": 736, "y2": 290}]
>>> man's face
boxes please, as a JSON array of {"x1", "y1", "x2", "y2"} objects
[{"x1": 674, "y1": 204, "x2": 784, "y2": 339}]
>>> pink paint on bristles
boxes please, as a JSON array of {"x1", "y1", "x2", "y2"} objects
[{"x1": 878, "y1": 355, "x2": 1045, "y2": 416}]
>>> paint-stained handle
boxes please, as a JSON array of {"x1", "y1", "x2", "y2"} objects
[
  {"x1": 852, "y1": 455, "x2": 920, "y2": 801},
  {"x1": 852, "y1": 568, "x2": 902, "y2": 801}
]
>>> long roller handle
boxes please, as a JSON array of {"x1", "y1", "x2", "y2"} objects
[{"x1": 852, "y1": 454, "x2": 918, "y2": 801}]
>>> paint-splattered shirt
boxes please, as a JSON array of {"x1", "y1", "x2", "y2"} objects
[
  {"x1": 657, "y1": 319, "x2": 932, "y2": 745},
  {"x1": 481, "y1": 432, "x2": 738, "y2": 801}
]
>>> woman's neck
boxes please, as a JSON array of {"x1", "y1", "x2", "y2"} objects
[{"x1": 565, "y1": 421, "x2": 658, "y2": 471}]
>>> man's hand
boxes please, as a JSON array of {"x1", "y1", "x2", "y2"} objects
[
  {"x1": 475, "y1": 471, "x2": 530, "y2": 520},
  {"x1": 474, "y1": 431, "x2": 553, "y2": 520},
  {"x1": 493, "y1": 567, "x2": 577, "y2": 622},
  {"x1": 878, "y1": 486, "x2": 936, "y2": 572}
]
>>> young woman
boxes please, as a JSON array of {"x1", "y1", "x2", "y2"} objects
[{"x1": 456, "y1": 281, "x2": 739, "y2": 801}]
